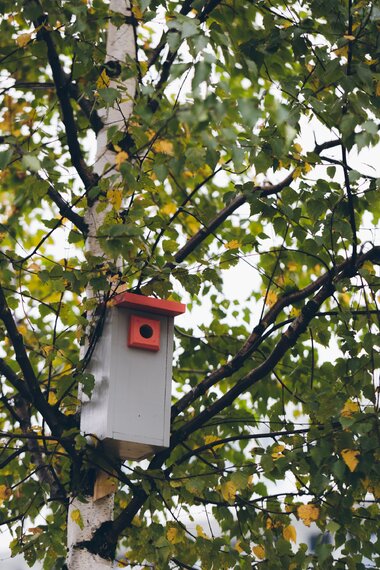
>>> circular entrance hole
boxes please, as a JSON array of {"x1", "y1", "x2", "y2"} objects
[{"x1": 139, "y1": 324, "x2": 154, "y2": 339}]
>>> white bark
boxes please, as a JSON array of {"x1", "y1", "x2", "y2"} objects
[
  {"x1": 67, "y1": 1, "x2": 136, "y2": 567},
  {"x1": 67, "y1": 497, "x2": 115, "y2": 569},
  {"x1": 85, "y1": 0, "x2": 136, "y2": 258}
]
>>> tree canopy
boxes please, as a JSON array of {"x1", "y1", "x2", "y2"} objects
[{"x1": 0, "y1": 0, "x2": 380, "y2": 568}]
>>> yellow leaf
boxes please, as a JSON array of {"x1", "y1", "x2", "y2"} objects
[
  {"x1": 361, "y1": 477, "x2": 380, "y2": 497},
  {"x1": 297, "y1": 503, "x2": 319, "y2": 527},
  {"x1": 282, "y1": 20, "x2": 293, "y2": 29},
  {"x1": 203, "y1": 435, "x2": 223, "y2": 450},
  {"x1": 341, "y1": 449, "x2": 360, "y2": 472},
  {"x1": 234, "y1": 540, "x2": 244, "y2": 553},
  {"x1": 16, "y1": 33, "x2": 32, "y2": 48},
  {"x1": 334, "y1": 45, "x2": 348, "y2": 58},
  {"x1": 97, "y1": 69, "x2": 110, "y2": 89},
  {"x1": 107, "y1": 188, "x2": 123, "y2": 211},
  {"x1": 303, "y1": 162, "x2": 313, "y2": 173},
  {"x1": 42, "y1": 345, "x2": 54, "y2": 357},
  {"x1": 115, "y1": 151, "x2": 129, "y2": 170},
  {"x1": 28, "y1": 527, "x2": 43, "y2": 535},
  {"x1": 294, "y1": 143, "x2": 302, "y2": 153},
  {"x1": 292, "y1": 167, "x2": 302, "y2": 179},
  {"x1": 188, "y1": 218, "x2": 200, "y2": 233},
  {"x1": 341, "y1": 400, "x2": 359, "y2": 417},
  {"x1": 166, "y1": 526, "x2": 182, "y2": 544},
  {"x1": 220, "y1": 480, "x2": 237, "y2": 502},
  {"x1": 283, "y1": 524, "x2": 297, "y2": 543},
  {"x1": 48, "y1": 392, "x2": 57, "y2": 406},
  {"x1": 153, "y1": 139, "x2": 174, "y2": 155},
  {"x1": 161, "y1": 203, "x2": 177, "y2": 216},
  {"x1": 169, "y1": 479, "x2": 183, "y2": 488},
  {"x1": 343, "y1": 34, "x2": 355, "y2": 41},
  {"x1": 252, "y1": 545, "x2": 265, "y2": 559},
  {"x1": 224, "y1": 240, "x2": 240, "y2": 250},
  {"x1": 132, "y1": 516, "x2": 141, "y2": 527},
  {"x1": 0, "y1": 484, "x2": 11, "y2": 505},
  {"x1": 368, "y1": 482, "x2": 380, "y2": 499},
  {"x1": 199, "y1": 164, "x2": 212, "y2": 177},
  {"x1": 132, "y1": 5, "x2": 144, "y2": 19},
  {"x1": 196, "y1": 525, "x2": 209, "y2": 539},
  {"x1": 362, "y1": 260, "x2": 374, "y2": 273},
  {"x1": 265, "y1": 290, "x2": 278, "y2": 307},
  {"x1": 27, "y1": 263, "x2": 41, "y2": 272},
  {"x1": 290, "y1": 307, "x2": 301, "y2": 318},
  {"x1": 288, "y1": 261, "x2": 298, "y2": 271},
  {"x1": 70, "y1": 509, "x2": 84, "y2": 529},
  {"x1": 75, "y1": 327, "x2": 84, "y2": 341},
  {"x1": 17, "y1": 324, "x2": 28, "y2": 336},
  {"x1": 340, "y1": 292, "x2": 350, "y2": 305},
  {"x1": 271, "y1": 444, "x2": 285, "y2": 460},
  {"x1": 376, "y1": 81, "x2": 380, "y2": 97}
]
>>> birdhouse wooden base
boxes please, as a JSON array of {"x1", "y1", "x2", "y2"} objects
[{"x1": 80, "y1": 293, "x2": 185, "y2": 461}]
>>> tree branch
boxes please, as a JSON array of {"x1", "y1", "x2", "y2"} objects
[
  {"x1": 38, "y1": 26, "x2": 97, "y2": 190},
  {"x1": 0, "y1": 284, "x2": 76, "y2": 435},
  {"x1": 68, "y1": 82, "x2": 104, "y2": 134},
  {"x1": 172, "y1": 246, "x2": 380, "y2": 420},
  {"x1": 0, "y1": 357, "x2": 31, "y2": 400},
  {"x1": 341, "y1": 144, "x2": 358, "y2": 260},
  {"x1": 148, "y1": 0, "x2": 222, "y2": 112},
  {"x1": 173, "y1": 171, "x2": 294, "y2": 264},
  {"x1": 0, "y1": 444, "x2": 27, "y2": 470},
  {"x1": 176, "y1": 427, "x2": 311, "y2": 465},
  {"x1": 86, "y1": 247, "x2": 380, "y2": 555},
  {"x1": 138, "y1": 139, "x2": 348, "y2": 289},
  {"x1": 168, "y1": 246, "x2": 380, "y2": 447},
  {"x1": 314, "y1": 139, "x2": 341, "y2": 154},
  {"x1": 47, "y1": 184, "x2": 88, "y2": 236},
  {"x1": 14, "y1": 396, "x2": 66, "y2": 500},
  {"x1": 168, "y1": 282, "x2": 335, "y2": 449}
]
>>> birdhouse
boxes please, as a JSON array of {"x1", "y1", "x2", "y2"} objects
[{"x1": 80, "y1": 292, "x2": 186, "y2": 461}]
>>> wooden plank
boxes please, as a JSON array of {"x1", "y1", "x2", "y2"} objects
[{"x1": 93, "y1": 469, "x2": 117, "y2": 501}]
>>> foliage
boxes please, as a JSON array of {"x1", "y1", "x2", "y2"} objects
[{"x1": 0, "y1": 0, "x2": 380, "y2": 568}]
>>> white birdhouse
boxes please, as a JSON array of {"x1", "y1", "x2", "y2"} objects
[{"x1": 80, "y1": 292, "x2": 186, "y2": 461}]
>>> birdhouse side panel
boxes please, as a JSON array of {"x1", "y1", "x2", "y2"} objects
[
  {"x1": 108, "y1": 308, "x2": 172, "y2": 448},
  {"x1": 80, "y1": 310, "x2": 114, "y2": 440},
  {"x1": 162, "y1": 317, "x2": 174, "y2": 446}
]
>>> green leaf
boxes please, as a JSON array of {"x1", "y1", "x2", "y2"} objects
[
  {"x1": 68, "y1": 229, "x2": 83, "y2": 244},
  {"x1": 79, "y1": 373, "x2": 95, "y2": 398},
  {"x1": 98, "y1": 87, "x2": 119, "y2": 105},
  {"x1": 0, "y1": 148, "x2": 14, "y2": 170},
  {"x1": 22, "y1": 154, "x2": 41, "y2": 172}
]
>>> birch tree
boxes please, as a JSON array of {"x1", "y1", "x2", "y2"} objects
[
  {"x1": 67, "y1": 3, "x2": 136, "y2": 568},
  {"x1": 0, "y1": 1, "x2": 380, "y2": 569}
]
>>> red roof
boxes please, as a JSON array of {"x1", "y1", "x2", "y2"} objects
[{"x1": 113, "y1": 291, "x2": 186, "y2": 317}]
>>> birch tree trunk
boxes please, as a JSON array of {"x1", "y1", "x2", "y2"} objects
[{"x1": 67, "y1": 1, "x2": 136, "y2": 567}]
